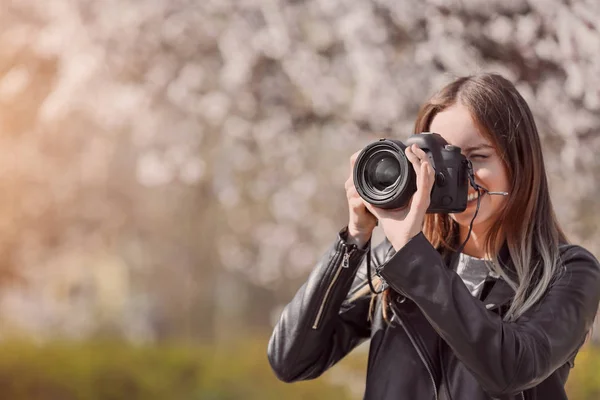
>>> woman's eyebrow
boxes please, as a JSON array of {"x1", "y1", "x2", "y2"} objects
[{"x1": 462, "y1": 144, "x2": 494, "y2": 152}]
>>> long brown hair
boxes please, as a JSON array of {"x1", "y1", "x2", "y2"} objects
[{"x1": 355, "y1": 73, "x2": 568, "y2": 323}]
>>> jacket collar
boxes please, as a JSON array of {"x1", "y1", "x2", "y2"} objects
[{"x1": 480, "y1": 240, "x2": 516, "y2": 311}]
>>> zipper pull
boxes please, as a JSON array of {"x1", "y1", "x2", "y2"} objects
[
  {"x1": 341, "y1": 245, "x2": 356, "y2": 268},
  {"x1": 342, "y1": 251, "x2": 350, "y2": 268}
]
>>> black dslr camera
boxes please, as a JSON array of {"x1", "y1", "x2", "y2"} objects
[{"x1": 353, "y1": 133, "x2": 469, "y2": 213}]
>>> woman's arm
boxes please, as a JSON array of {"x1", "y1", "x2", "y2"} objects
[
  {"x1": 378, "y1": 232, "x2": 600, "y2": 397},
  {"x1": 267, "y1": 228, "x2": 389, "y2": 382}
]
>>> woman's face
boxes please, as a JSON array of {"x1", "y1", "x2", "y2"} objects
[{"x1": 429, "y1": 103, "x2": 510, "y2": 234}]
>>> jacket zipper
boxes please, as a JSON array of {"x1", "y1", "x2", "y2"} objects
[
  {"x1": 312, "y1": 243, "x2": 356, "y2": 329},
  {"x1": 393, "y1": 310, "x2": 439, "y2": 400}
]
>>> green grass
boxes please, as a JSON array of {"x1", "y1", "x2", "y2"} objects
[
  {"x1": 0, "y1": 337, "x2": 595, "y2": 399},
  {"x1": 0, "y1": 338, "x2": 356, "y2": 400}
]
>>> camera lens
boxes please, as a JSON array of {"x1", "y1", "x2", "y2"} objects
[
  {"x1": 368, "y1": 156, "x2": 400, "y2": 191},
  {"x1": 353, "y1": 140, "x2": 417, "y2": 209}
]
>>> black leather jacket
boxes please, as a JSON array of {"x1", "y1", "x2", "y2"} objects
[{"x1": 268, "y1": 228, "x2": 600, "y2": 399}]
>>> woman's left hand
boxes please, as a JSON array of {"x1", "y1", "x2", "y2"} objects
[{"x1": 363, "y1": 144, "x2": 436, "y2": 251}]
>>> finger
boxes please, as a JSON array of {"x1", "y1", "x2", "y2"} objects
[
  {"x1": 412, "y1": 145, "x2": 435, "y2": 191},
  {"x1": 410, "y1": 144, "x2": 426, "y2": 159},
  {"x1": 349, "y1": 197, "x2": 366, "y2": 212},
  {"x1": 345, "y1": 178, "x2": 363, "y2": 198},
  {"x1": 405, "y1": 145, "x2": 421, "y2": 165},
  {"x1": 411, "y1": 161, "x2": 434, "y2": 213},
  {"x1": 349, "y1": 150, "x2": 362, "y2": 173},
  {"x1": 348, "y1": 187, "x2": 362, "y2": 200},
  {"x1": 362, "y1": 199, "x2": 378, "y2": 216},
  {"x1": 345, "y1": 177, "x2": 354, "y2": 191},
  {"x1": 423, "y1": 161, "x2": 435, "y2": 191},
  {"x1": 405, "y1": 146, "x2": 422, "y2": 177}
]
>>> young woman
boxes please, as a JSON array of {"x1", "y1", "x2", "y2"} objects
[{"x1": 267, "y1": 73, "x2": 600, "y2": 399}]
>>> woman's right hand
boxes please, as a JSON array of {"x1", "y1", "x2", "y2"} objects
[{"x1": 345, "y1": 151, "x2": 378, "y2": 248}]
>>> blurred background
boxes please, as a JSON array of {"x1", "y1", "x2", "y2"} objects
[{"x1": 0, "y1": 0, "x2": 599, "y2": 398}]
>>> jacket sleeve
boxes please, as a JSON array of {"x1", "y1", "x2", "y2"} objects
[
  {"x1": 267, "y1": 228, "x2": 390, "y2": 382},
  {"x1": 378, "y1": 232, "x2": 600, "y2": 397}
]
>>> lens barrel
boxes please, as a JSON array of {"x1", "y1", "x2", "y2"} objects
[{"x1": 353, "y1": 139, "x2": 417, "y2": 209}]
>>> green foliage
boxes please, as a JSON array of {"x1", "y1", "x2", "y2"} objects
[
  {"x1": 0, "y1": 338, "x2": 598, "y2": 400},
  {"x1": 565, "y1": 344, "x2": 600, "y2": 400},
  {"x1": 0, "y1": 338, "x2": 356, "y2": 400}
]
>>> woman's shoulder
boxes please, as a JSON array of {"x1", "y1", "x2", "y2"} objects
[{"x1": 558, "y1": 242, "x2": 600, "y2": 273}]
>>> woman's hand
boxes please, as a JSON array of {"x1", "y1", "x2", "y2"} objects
[
  {"x1": 364, "y1": 144, "x2": 436, "y2": 251},
  {"x1": 345, "y1": 151, "x2": 378, "y2": 247}
]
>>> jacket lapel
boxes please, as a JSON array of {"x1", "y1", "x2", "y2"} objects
[
  {"x1": 480, "y1": 278, "x2": 515, "y2": 312},
  {"x1": 479, "y1": 241, "x2": 516, "y2": 312}
]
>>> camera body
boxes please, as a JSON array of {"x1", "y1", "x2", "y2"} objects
[{"x1": 353, "y1": 132, "x2": 469, "y2": 213}]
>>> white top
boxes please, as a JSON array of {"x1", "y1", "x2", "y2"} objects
[{"x1": 453, "y1": 252, "x2": 498, "y2": 299}]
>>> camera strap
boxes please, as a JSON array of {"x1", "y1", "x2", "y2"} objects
[
  {"x1": 366, "y1": 247, "x2": 387, "y2": 294},
  {"x1": 456, "y1": 160, "x2": 482, "y2": 254}
]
